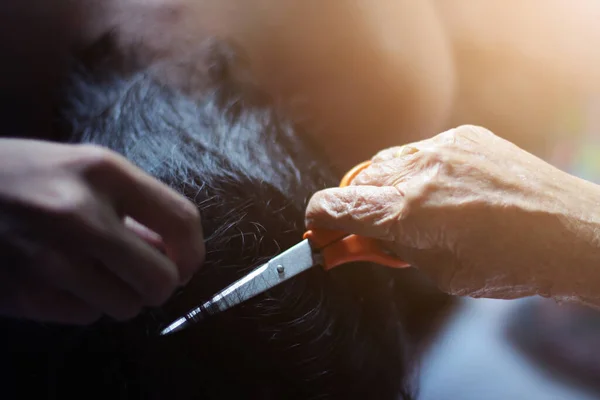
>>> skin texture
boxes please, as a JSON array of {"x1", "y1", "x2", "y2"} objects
[
  {"x1": 0, "y1": 139, "x2": 205, "y2": 324},
  {"x1": 306, "y1": 125, "x2": 600, "y2": 306}
]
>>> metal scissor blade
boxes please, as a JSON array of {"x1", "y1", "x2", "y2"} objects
[{"x1": 160, "y1": 239, "x2": 318, "y2": 335}]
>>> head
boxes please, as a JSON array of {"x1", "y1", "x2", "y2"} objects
[{"x1": 0, "y1": 35, "x2": 452, "y2": 399}]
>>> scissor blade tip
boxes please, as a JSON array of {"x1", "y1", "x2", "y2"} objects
[{"x1": 159, "y1": 317, "x2": 188, "y2": 336}]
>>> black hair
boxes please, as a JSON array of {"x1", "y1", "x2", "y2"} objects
[{"x1": 0, "y1": 37, "x2": 453, "y2": 399}]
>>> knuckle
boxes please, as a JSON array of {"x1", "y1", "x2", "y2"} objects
[
  {"x1": 436, "y1": 128, "x2": 459, "y2": 144},
  {"x1": 372, "y1": 146, "x2": 405, "y2": 163},
  {"x1": 171, "y1": 200, "x2": 202, "y2": 237},
  {"x1": 454, "y1": 124, "x2": 494, "y2": 141},
  {"x1": 322, "y1": 190, "x2": 353, "y2": 220},
  {"x1": 417, "y1": 149, "x2": 443, "y2": 168},
  {"x1": 352, "y1": 164, "x2": 381, "y2": 186},
  {"x1": 74, "y1": 144, "x2": 122, "y2": 175},
  {"x1": 41, "y1": 181, "x2": 95, "y2": 220},
  {"x1": 404, "y1": 175, "x2": 441, "y2": 213},
  {"x1": 183, "y1": 202, "x2": 202, "y2": 229},
  {"x1": 435, "y1": 155, "x2": 457, "y2": 178},
  {"x1": 415, "y1": 148, "x2": 459, "y2": 180}
]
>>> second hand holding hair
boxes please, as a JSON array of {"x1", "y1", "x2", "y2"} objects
[{"x1": 0, "y1": 139, "x2": 205, "y2": 324}]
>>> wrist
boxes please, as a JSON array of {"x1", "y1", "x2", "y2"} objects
[{"x1": 546, "y1": 173, "x2": 600, "y2": 302}]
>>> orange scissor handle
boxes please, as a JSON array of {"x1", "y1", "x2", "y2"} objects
[
  {"x1": 339, "y1": 160, "x2": 372, "y2": 187},
  {"x1": 303, "y1": 160, "x2": 409, "y2": 270},
  {"x1": 304, "y1": 229, "x2": 409, "y2": 270}
]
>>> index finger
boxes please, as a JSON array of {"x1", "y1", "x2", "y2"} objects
[
  {"x1": 305, "y1": 185, "x2": 405, "y2": 241},
  {"x1": 80, "y1": 146, "x2": 205, "y2": 284}
]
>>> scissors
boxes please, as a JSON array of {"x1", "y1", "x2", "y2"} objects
[{"x1": 160, "y1": 161, "x2": 410, "y2": 336}]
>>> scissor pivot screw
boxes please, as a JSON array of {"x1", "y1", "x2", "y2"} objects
[{"x1": 276, "y1": 265, "x2": 285, "y2": 274}]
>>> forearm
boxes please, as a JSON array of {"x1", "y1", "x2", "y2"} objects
[{"x1": 537, "y1": 172, "x2": 600, "y2": 306}]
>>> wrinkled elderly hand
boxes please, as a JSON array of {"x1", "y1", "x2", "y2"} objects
[{"x1": 307, "y1": 125, "x2": 600, "y2": 304}]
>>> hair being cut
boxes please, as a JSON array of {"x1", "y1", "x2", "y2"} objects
[{"x1": 0, "y1": 36, "x2": 452, "y2": 400}]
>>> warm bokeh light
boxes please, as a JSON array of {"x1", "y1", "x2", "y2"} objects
[{"x1": 437, "y1": 0, "x2": 600, "y2": 158}]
